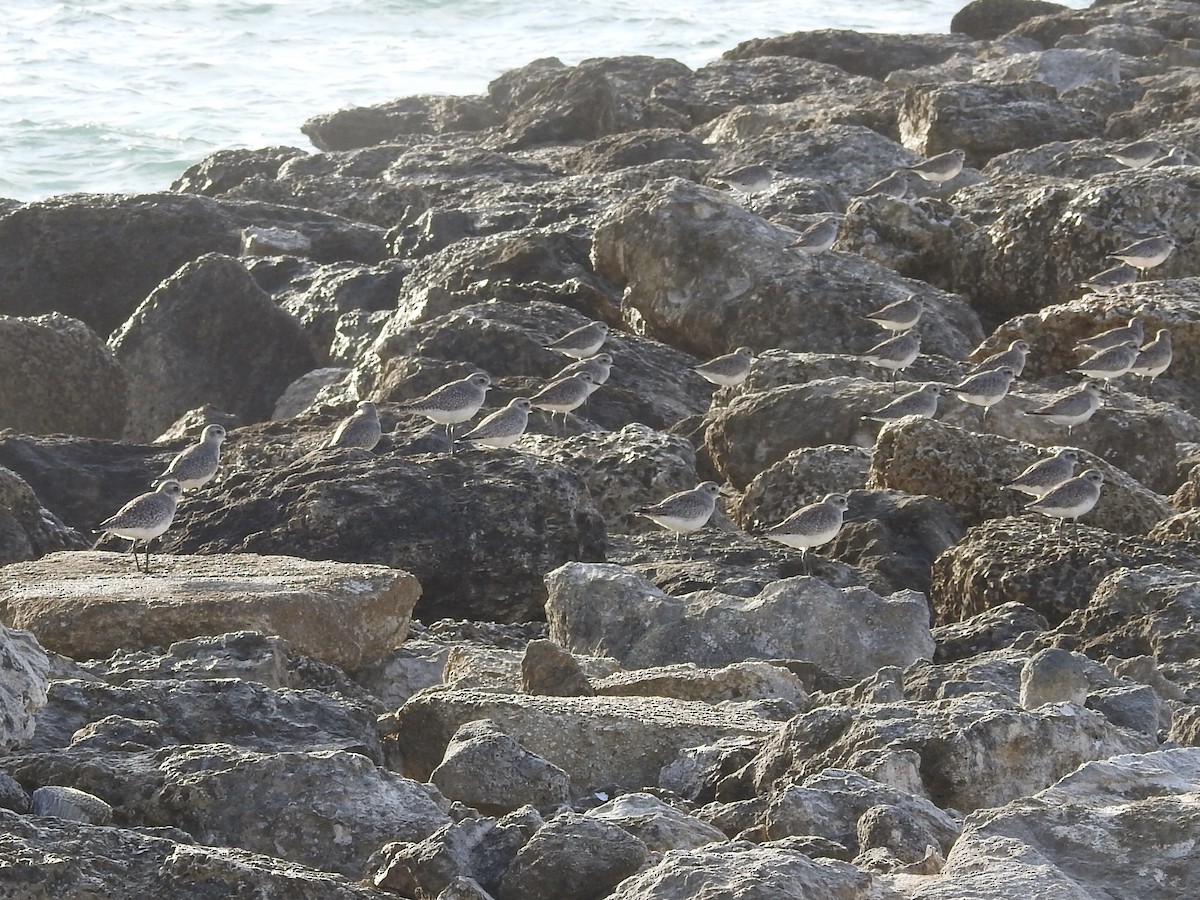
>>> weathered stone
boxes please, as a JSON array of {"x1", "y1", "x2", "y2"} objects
[
  {"x1": 951, "y1": 0, "x2": 1069, "y2": 41},
  {"x1": 30, "y1": 785, "x2": 113, "y2": 825},
  {"x1": 302, "y1": 95, "x2": 501, "y2": 151},
  {"x1": 0, "y1": 466, "x2": 87, "y2": 566},
  {"x1": 0, "y1": 552, "x2": 418, "y2": 671},
  {"x1": 0, "y1": 624, "x2": 50, "y2": 752},
  {"x1": 497, "y1": 812, "x2": 647, "y2": 900},
  {"x1": 593, "y1": 661, "x2": 808, "y2": 709},
  {"x1": 931, "y1": 602, "x2": 1049, "y2": 663},
  {"x1": 660, "y1": 737, "x2": 766, "y2": 805},
  {"x1": 724, "y1": 30, "x2": 976, "y2": 82},
  {"x1": 393, "y1": 689, "x2": 778, "y2": 790},
  {"x1": 521, "y1": 640, "x2": 593, "y2": 697},
  {"x1": 110, "y1": 253, "x2": 318, "y2": 440},
  {"x1": 431, "y1": 720, "x2": 571, "y2": 814},
  {"x1": 546, "y1": 563, "x2": 933, "y2": 681},
  {"x1": 1019, "y1": 648, "x2": 1091, "y2": 708},
  {"x1": 587, "y1": 793, "x2": 726, "y2": 852},
  {"x1": 0, "y1": 314, "x2": 129, "y2": 439}
]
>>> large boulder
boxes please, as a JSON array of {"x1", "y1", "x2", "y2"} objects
[
  {"x1": 110, "y1": 253, "x2": 317, "y2": 441},
  {"x1": 0, "y1": 314, "x2": 129, "y2": 438},
  {"x1": 0, "y1": 466, "x2": 87, "y2": 565},
  {"x1": 723, "y1": 30, "x2": 976, "y2": 82},
  {"x1": 301, "y1": 94, "x2": 501, "y2": 151},
  {"x1": 0, "y1": 624, "x2": 50, "y2": 752}
]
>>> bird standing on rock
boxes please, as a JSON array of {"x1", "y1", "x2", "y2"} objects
[
  {"x1": 530, "y1": 372, "x2": 597, "y2": 432},
  {"x1": 1108, "y1": 235, "x2": 1174, "y2": 274},
  {"x1": 1076, "y1": 317, "x2": 1144, "y2": 352},
  {"x1": 864, "y1": 295, "x2": 923, "y2": 334},
  {"x1": 865, "y1": 383, "x2": 944, "y2": 424},
  {"x1": 694, "y1": 347, "x2": 756, "y2": 387},
  {"x1": 155, "y1": 424, "x2": 226, "y2": 491},
  {"x1": 1003, "y1": 449, "x2": 1082, "y2": 499},
  {"x1": 400, "y1": 372, "x2": 492, "y2": 450},
  {"x1": 903, "y1": 148, "x2": 965, "y2": 183},
  {"x1": 459, "y1": 398, "x2": 534, "y2": 449},
  {"x1": 545, "y1": 322, "x2": 609, "y2": 359},
  {"x1": 946, "y1": 365, "x2": 1017, "y2": 423},
  {"x1": 863, "y1": 331, "x2": 921, "y2": 391},
  {"x1": 93, "y1": 480, "x2": 183, "y2": 574},
  {"x1": 1129, "y1": 329, "x2": 1172, "y2": 394},
  {"x1": 711, "y1": 161, "x2": 778, "y2": 194},
  {"x1": 764, "y1": 493, "x2": 850, "y2": 575},
  {"x1": 787, "y1": 216, "x2": 839, "y2": 271},
  {"x1": 1025, "y1": 469, "x2": 1104, "y2": 535},
  {"x1": 1020, "y1": 382, "x2": 1103, "y2": 436},
  {"x1": 969, "y1": 340, "x2": 1030, "y2": 377},
  {"x1": 634, "y1": 482, "x2": 722, "y2": 543},
  {"x1": 328, "y1": 401, "x2": 382, "y2": 451}
]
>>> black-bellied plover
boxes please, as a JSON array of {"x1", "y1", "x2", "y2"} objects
[
  {"x1": 1025, "y1": 468, "x2": 1104, "y2": 534},
  {"x1": 329, "y1": 401, "x2": 382, "y2": 451},
  {"x1": 712, "y1": 161, "x2": 778, "y2": 194},
  {"x1": 865, "y1": 382, "x2": 944, "y2": 424},
  {"x1": 1079, "y1": 262, "x2": 1139, "y2": 293},
  {"x1": 863, "y1": 330, "x2": 921, "y2": 392},
  {"x1": 904, "y1": 148, "x2": 965, "y2": 182},
  {"x1": 1073, "y1": 341, "x2": 1139, "y2": 391},
  {"x1": 947, "y1": 365, "x2": 1016, "y2": 423},
  {"x1": 400, "y1": 372, "x2": 492, "y2": 449},
  {"x1": 155, "y1": 424, "x2": 226, "y2": 492},
  {"x1": 860, "y1": 170, "x2": 908, "y2": 200},
  {"x1": 555, "y1": 352, "x2": 613, "y2": 387},
  {"x1": 634, "y1": 481, "x2": 722, "y2": 543},
  {"x1": 1003, "y1": 449, "x2": 1082, "y2": 499},
  {"x1": 530, "y1": 372, "x2": 596, "y2": 431},
  {"x1": 545, "y1": 321, "x2": 609, "y2": 359},
  {"x1": 969, "y1": 339, "x2": 1030, "y2": 377},
  {"x1": 92, "y1": 480, "x2": 183, "y2": 574},
  {"x1": 694, "y1": 347, "x2": 756, "y2": 387},
  {"x1": 459, "y1": 398, "x2": 534, "y2": 449},
  {"x1": 1130, "y1": 328, "x2": 1172, "y2": 394},
  {"x1": 1108, "y1": 235, "x2": 1174, "y2": 274},
  {"x1": 788, "y1": 216, "x2": 839, "y2": 271},
  {"x1": 1107, "y1": 140, "x2": 1163, "y2": 169},
  {"x1": 764, "y1": 493, "x2": 850, "y2": 574},
  {"x1": 1147, "y1": 146, "x2": 1189, "y2": 168},
  {"x1": 864, "y1": 295, "x2": 923, "y2": 333},
  {"x1": 1021, "y1": 381, "x2": 1103, "y2": 436},
  {"x1": 1077, "y1": 316, "x2": 1144, "y2": 351}
]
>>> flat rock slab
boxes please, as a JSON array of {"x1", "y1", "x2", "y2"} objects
[{"x1": 0, "y1": 551, "x2": 419, "y2": 671}]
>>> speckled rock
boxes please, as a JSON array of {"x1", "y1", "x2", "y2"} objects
[
  {"x1": 0, "y1": 466, "x2": 87, "y2": 566},
  {"x1": 430, "y1": 720, "x2": 571, "y2": 814},
  {"x1": 302, "y1": 94, "x2": 501, "y2": 151},
  {"x1": 587, "y1": 793, "x2": 726, "y2": 852},
  {"x1": 951, "y1": 0, "x2": 1070, "y2": 41},
  {"x1": 0, "y1": 624, "x2": 49, "y2": 752},
  {"x1": 1019, "y1": 648, "x2": 1091, "y2": 708},
  {"x1": 592, "y1": 660, "x2": 809, "y2": 709}
]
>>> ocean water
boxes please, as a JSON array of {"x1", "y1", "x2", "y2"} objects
[{"x1": 1, "y1": 0, "x2": 1091, "y2": 202}]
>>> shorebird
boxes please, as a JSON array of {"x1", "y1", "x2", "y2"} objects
[
  {"x1": 864, "y1": 383, "x2": 944, "y2": 424},
  {"x1": 946, "y1": 366, "x2": 1017, "y2": 424},
  {"x1": 711, "y1": 161, "x2": 778, "y2": 194},
  {"x1": 400, "y1": 372, "x2": 492, "y2": 450},
  {"x1": 1108, "y1": 235, "x2": 1174, "y2": 275},
  {"x1": 459, "y1": 398, "x2": 534, "y2": 449},
  {"x1": 1129, "y1": 329, "x2": 1172, "y2": 395},
  {"x1": 863, "y1": 331, "x2": 921, "y2": 392},
  {"x1": 155, "y1": 424, "x2": 226, "y2": 491},
  {"x1": 1079, "y1": 263, "x2": 1139, "y2": 293},
  {"x1": 545, "y1": 321, "x2": 609, "y2": 359},
  {"x1": 1025, "y1": 468, "x2": 1104, "y2": 535},
  {"x1": 788, "y1": 216, "x2": 839, "y2": 272},
  {"x1": 694, "y1": 347, "x2": 756, "y2": 387},
  {"x1": 763, "y1": 493, "x2": 850, "y2": 574},
  {"x1": 328, "y1": 401, "x2": 382, "y2": 451},
  {"x1": 859, "y1": 170, "x2": 909, "y2": 200},
  {"x1": 1107, "y1": 140, "x2": 1163, "y2": 169},
  {"x1": 1020, "y1": 381, "x2": 1103, "y2": 436},
  {"x1": 1076, "y1": 317, "x2": 1144, "y2": 353},
  {"x1": 1003, "y1": 449, "x2": 1082, "y2": 500},
  {"x1": 530, "y1": 372, "x2": 597, "y2": 432},
  {"x1": 864, "y1": 295, "x2": 923, "y2": 334},
  {"x1": 634, "y1": 482, "x2": 722, "y2": 544},
  {"x1": 904, "y1": 148, "x2": 965, "y2": 182},
  {"x1": 1073, "y1": 341, "x2": 1139, "y2": 392},
  {"x1": 93, "y1": 480, "x2": 183, "y2": 574},
  {"x1": 969, "y1": 340, "x2": 1030, "y2": 377}
]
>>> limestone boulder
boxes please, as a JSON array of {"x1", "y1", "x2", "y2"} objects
[
  {"x1": 587, "y1": 793, "x2": 726, "y2": 852},
  {"x1": 0, "y1": 624, "x2": 50, "y2": 752},
  {"x1": 723, "y1": 30, "x2": 975, "y2": 82},
  {"x1": 931, "y1": 602, "x2": 1049, "y2": 663},
  {"x1": 162, "y1": 450, "x2": 605, "y2": 623},
  {"x1": 593, "y1": 661, "x2": 808, "y2": 709},
  {"x1": 301, "y1": 94, "x2": 501, "y2": 151},
  {"x1": 0, "y1": 466, "x2": 87, "y2": 566},
  {"x1": 545, "y1": 563, "x2": 934, "y2": 681},
  {"x1": 392, "y1": 689, "x2": 779, "y2": 790},
  {"x1": 110, "y1": 253, "x2": 317, "y2": 440},
  {"x1": 0, "y1": 314, "x2": 129, "y2": 438},
  {"x1": 0, "y1": 552, "x2": 419, "y2": 671},
  {"x1": 951, "y1": 0, "x2": 1070, "y2": 41},
  {"x1": 430, "y1": 720, "x2": 571, "y2": 814},
  {"x1": 591, "y1": 177, "x2": 983, "y2": 361}
]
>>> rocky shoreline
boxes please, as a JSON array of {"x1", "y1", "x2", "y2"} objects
[{"x1": 2, "y1": 0, "x2": 1200, "y2": 896}]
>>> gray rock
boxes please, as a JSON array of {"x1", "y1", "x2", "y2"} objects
[
  {"x1": 951, "y1": 0, "x2": 1070, "y2": 41},
  {"x1": 0, "y1": 466, "x2": 87, "y2": 566},
  {"x1": 431, "y1": 720, "x2": 571, "y2": 814},
  {"x1": 1087, "y1": 683, "x2": 1167, "y2": 737},
  {"x1": 932, "y1": 602, "x2": 1049, "y2": 663},
  {"x1": 659, "y1": 737, "x2": 765, "y2": 805},
  {"x1": 0, "y1": 624, "x2": 50, "y2": 752},
  {"x1": 0, "y1": 313, "x2": 129, "y2": 438},
  {"x1": 593, "y1": 660, "x2": 808, "y2": 709},
  {"x1": 521, "y1": 640, "x2": 593, "y2": 697},
  {"x1": 546, "y1": 563, "x2": 933, "y2": 681},
  {"x1": 30, "y1": 785, "x2": 112, "y2": 825},
  {"x1": 302, "y1": 94, "x2": 501, "y2": 151},
  {"x1": 587, "y1": 793, "x2": 726, "y2": 852},
  {"x1": 1019, "y1": 647, "x2": 1091, "y2": 708},
  {"x1": 110, "y1": 253, "x2": 318, "y2": 441},
  {"x1": 974, "y1": 48, "x2": 1122, "y2": 94}
]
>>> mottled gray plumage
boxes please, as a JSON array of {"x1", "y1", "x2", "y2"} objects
[
  {"x1": 866, "y1": 383, "x2": 943, "y2": 423},
  {"x1": 694, "y1": 347, "x2": 755, "y2": 387},
  {"x1": 401, "y1": 373, "x2": 492, "y2": 425},
  {"x1": 545, "y1": 321, "x2": 609, "y2": 359},
  {"x1": 1107, "y1": 140, "x2": 1163, "y2": 169},
  {"x1": 1130, "y1": 329, "x2": 1172, "y2": 390},
  {"x1": 1025, "y1": 468, "x2": 1104, "y2": 532},
  {"x1": 863, "y1": 330, "x2": 921, "y2": 390},
  {"x1": 788, "y1": 216, "x2": 839, "y2": 259},
  {"x1": 1147, "y1": 146, "x2": 1189, "y2": 168},
  {"x1": 635, "y1": 482, "x2": 721, "y2": 534},
  {"x1": 93, "y1": 480, "x2": 183, "y2": 574},
  {"x1": 459, "y1": 398, "x2": 533, "y2": 449},
  {"x1": 947, "y1": 365, "x2": 1016, "y2": 419},
  {"x1": 556, "y1": 352, "x2": 613, "y2": 388},
  {"x1": 329, "y1": 401, "x2": 382, "y2": 451},
  {"x1": 1073, "y1": 341, "x2": 1139, "y2": 388},
  {"x1": 764, "y1": 493, "x2": 849, "y2": 573},
  {"x1": 530, "y1": 373, "x2": 596, "y2": 414},
  {"x1": 969, "y1": 340, "x2": 1030, "y2": 377},
  {"x1": 860, "y1": 170, "x2": 908, "y2": 199},
  {"x1": 713, "y1": 162, "x2": 777, "y2": 193},
  {"x1": 864, "y1": 295, "x2": 923, "y2": 333},
  {"x1": 1108, "y1": 235, "x2": 1174, "y2": 271},
  {"x1": 904, "y1": 148, "x2": 965, "y2": 182},
  {"x1": 1076, "y1": 316, "x2": 1144, "y2": 351},
  {"x1": 1003, "y1": 449, "x2": 1082, "y2": 499},
  {"x1": 155, "y1": 424, "x2": 226, "y2": 491},
  {"x1": 1079, "y1": 262, "x2": 1138, "y2": 293},
  {"x1": 1021, "y1": 382, "x2": 1103, "y2": 435}
]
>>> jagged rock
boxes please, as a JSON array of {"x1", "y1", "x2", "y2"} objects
[
  {"x1": 0, "y1": 624, "x2": 49, "y2": 752},
  {"x1": 724, "y1": 30, "x2": 976, "y2": 82},
  {"x1": 430, "y1": 720, "x2": 571, "y2": 814},
  {"x1": 2, "y1": 744, "x2": 450, "y2": 878},
  {"x1": 0, "y1": 466, "x2": 87, "y2": 565},
  {"x1": 30, "y1": 785, "x2": 113, "y2": 824},
  {"x1": 497, "y1": 811, "x2": 648, "y2": 900},
  {"x1": 563, "y1": 129, "x2": 714, "y2": 174},
  {"x1": 870, "y1": 417, "x2": 1172, "y2": 533},
  {"x1": 1087, "y1": 683, "x2": 1167, "y2": 736},
  {"x1": 521, "y1": 640, "x2": 593, "y2": 697},
  {"x1": 733, "y1": 447, "x2": 872, "y2": 525},
  {"x1": 354, "y1": 639, "x2": 451, "y2": 708},
  {"x1": 892, "y1": 749, "x2": 1200, "y2": 899},
  {"x1": 546, "y1": 563, "x2": 933, "y2": 681},
  {"x1": 1019, "y1": 647, "x2": 1091, "y2": 708},
  {"x1": 951, "y1": 0, "x2": 1070, "y2": 41},
  {"x1": 110, "y1": 253, "x2": 317, "y2": 441},
  {"x1": 974, "y1": 47, "x2": 1122, "y2": 93},
  {"x1": 592, "y1": 177, "x2": 983, "y2": 361},
  {"x1": 171, "y1": 146, "x2": 308, "y2": 196},
  {"x1": 82, "y1": 631, "x2": 292, "y2": 689},
  {"x1": 0, "y1": 807, "x2": 392, "y2": 898},
  {"x1": 608, "y1": 842, "x2": 875, "y2": 900},
  {"x1": 0, "y1": 313, "x2": 129, "y2": 438},
  {"x1": 587, "y1": 793, "x2": 726, "y2": 852},
  {"x1": 839, "y1": 192, "x2": 967, "y2": 288},
  {"x1": 931, "y1": 602, "x2": 1049, "y2": 663},
  {"x1": 900, "y1": 80, "x2": 1101, "y2": 166},
  {"x1": 393, "y1": 689, "x2": 778, "y2": 790},
  {"x1": 370, "y1": 807, "x2": 542, "y2": 897},
  {"x1": 0, "y1": 552, "x2": 419, "y2": 671},
  {"x1": 161, "y1": 449, "x2": 605, "y2": 623},
  {"x1": 732, "y1": 695, "x2": 1154, "y2": 813},
  {"x1": 592, "y1": 661, "x2": 808, "y2": 709},
  {"x1": 930, "y1": 521, "x2": 1200, "y2": 626},
  {"x1": 488, "y1": 56, "x2": 691, "y2": 150},
  {"x1": 302, "y1": 95, "x2": 501, "y2": 151},
  {"x1": 660, "y1": 737, "x2": 765, "y2": 805},
  {"x1": 26, "y1": 675, "x2": 380, "y2": 760}
]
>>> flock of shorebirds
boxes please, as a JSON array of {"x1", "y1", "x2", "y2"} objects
[{"x1": 91, "y1": 139, "x2": 1181, "y2": 573}]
